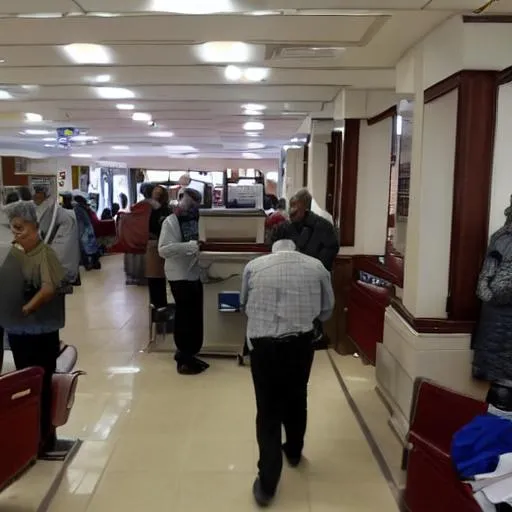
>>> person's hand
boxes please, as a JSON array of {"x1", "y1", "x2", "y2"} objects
[{"x1": 22, "y1": 304, "x2": 33, "y2": 316}]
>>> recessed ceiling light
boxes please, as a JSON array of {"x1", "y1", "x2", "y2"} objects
[
  {"x1": 23, "y1": 129, "x2": 50, "y2": 135},
  {"x1": 44, "y1": 144, "x2": 56, "y2": 148},
  {"x1": 150, "y1": 0, "x2": 234, "y2": 14},
  {"x1": 92, "y1": 74, "x2": 111, "y2": 83},
  {"x1": 94, "y1": 87, "x2": 135, "y2": 99},
  {"x1": 132, "y1": 112, "x2": 152, "y2": 122},
  {"x1": 116, "y1": 103, "x2": 135, "y2": 110},
  {"x1": 149, "y1": 131, "x2": 174, "y2": 138},
  {"x1": 248, "y1": 142, "x2": 265, "y2": 149},
  {"x1": 242, "y1": 103, "x2": 266, "y2": 111},
  {"x1": 248, "y1": 10, "x2": 281, "y2": 16},
  {"x1": 197, "y1": 41, "x2": 250, "y2": 63},
  {"x1": 0, "y1": 90, "x2": 12, "y2": 100},
  {"x1": 244, "y1": 109, "x2": 262, "y2": 116},
  {"x1": 70, "y1": 153, "x2": 93, "y2": 158},
  {"x1": 225, "y1": 65, "x2": 243, "y2": 81},
  {"x1": 43, "y1": 137, "x2": 56, "y2": 141},
  {"x1": 246, "y1": 132, "x2": 260, "y2": 137},
  {"x1": 185, "y1": 154, "x2": 199, "y2": 159},
  {"x1": 63, "y1": 43, "x2": 111, "y2": 64},
  {"x1": 283, "y1": 144, "x2": 302, "y2": 150},
  {"x1": 88, "y1": 12, "x2": 121, "y2": 17},
  {"x1": 244, "y1": 67, "x2": 269, "y2": 82},
  {"x1": 112, "y1": 145, "x2": 130, "y2": 150},
  {"x1": 0, "y1": 60, "x2": 5, "y2": 64},
  {"x1": 243, "y1": 121, "x2": 264, "y2": 131},
  {"x1": 243, "y1": 152, "x2": 261, "y2": 159},
  {"x1": 24, "y1": 112, "x2": 43, "y2": 123}
]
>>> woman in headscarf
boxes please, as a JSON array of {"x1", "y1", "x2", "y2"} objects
[
  {"x1": 159, "y1": 188, "x2": 207, "y2": 375},
  {"x1": 146, "y1": 185, "x2": 171, "y2": 310},
  {"x1": 0, "y1": 201, "x2": 65, "y2": 456}
]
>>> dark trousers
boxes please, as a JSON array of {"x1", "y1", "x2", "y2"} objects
[
  {"x1": 250, "y1": 334, "x2": 315, "y2": 495},
  {"x1": 148, "y1": 277, "x2": 168, "y2": 309},
  {"x1": 8, "y1": 331, "x2": 60, "y2": 449},
  {"x1": 169, "y1": 280, "x2": 203, "y2": 363}
]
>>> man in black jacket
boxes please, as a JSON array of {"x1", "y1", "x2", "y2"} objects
[{"x1": 271, "y1": 189, "x2": 339, "y2": 271}]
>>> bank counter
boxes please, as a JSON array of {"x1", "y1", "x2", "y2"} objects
[{"x1": 198, "y1": 209, "x2": 269, "y2": 356}]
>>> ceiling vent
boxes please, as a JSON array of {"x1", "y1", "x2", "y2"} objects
[{"x1": 268, "y1": 46, "x2": 345, "y2": 60}]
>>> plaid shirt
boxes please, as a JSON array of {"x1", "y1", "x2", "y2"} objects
[{"x1": 240, "y1": 250, "x2": 335, "y2": 340}]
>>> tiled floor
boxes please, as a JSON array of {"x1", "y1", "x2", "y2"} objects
[{"x1": 13, "y1": 255, "x2": 398, "y2": 511}]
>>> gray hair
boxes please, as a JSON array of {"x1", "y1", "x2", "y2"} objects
[
  {"x1": 272, "y1": 239, "x2": 296, "y2": 253},
  {"x1": 4, "y1": 200, "x2": 38, "y2": 225},
  {"x1": 292, "y1": 188, "x2": 312, "y2": 210}
]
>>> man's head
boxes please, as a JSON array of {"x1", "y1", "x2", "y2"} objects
[
  {"x1": 179, "y1": 173, "x2": 192, "y2": 187},
  {"x1": 5, "y1": 201, "x2": 39, "y2": 251},
  {"x1": 33, "y1": 185, "x2": 50, "y2": 206},
  {"x1": 179, "y1": 188, "x2": 202, "y2": 210},
  {"x1": 289, "y1": 188, "x2": 312, "y2": 223},
  {"x1": 272, "y1": 239, "x2": 296, "y2": 253}
]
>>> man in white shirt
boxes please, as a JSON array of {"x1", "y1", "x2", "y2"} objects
[{"x1": 240, "y1": 239, "x2": 335, "y2": 507}]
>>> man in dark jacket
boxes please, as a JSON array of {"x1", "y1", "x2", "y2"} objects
[{"x1": 271, "y1": 189, "x2": 339, "y2": 271}]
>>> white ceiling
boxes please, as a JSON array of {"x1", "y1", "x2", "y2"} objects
[{"x1": 0, "y1": 0, "x2": 509, "y2": 164}]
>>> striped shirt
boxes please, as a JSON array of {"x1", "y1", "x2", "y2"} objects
[{"x1": 240, "y1": 249, "x2": 334, "y2": 340}]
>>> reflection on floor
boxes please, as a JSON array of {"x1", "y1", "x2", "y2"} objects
[{"x1": 2, "y1": 255, "x2": 399, "y2": 511}]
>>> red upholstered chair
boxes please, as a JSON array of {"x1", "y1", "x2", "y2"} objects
[
  {"x1": 346, "y1": 281, "x2": 391, "y2": 364},
  {"x1": 0, "y1": 367, "x2": 43, "y2": 491},
  {"x1": 403, "y1": 378, "x2": 488, "y2": 512}
]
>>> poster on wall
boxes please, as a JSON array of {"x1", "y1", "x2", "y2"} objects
[{"x1": 57, "y1": 170, "x2": 67, "y2": 191}]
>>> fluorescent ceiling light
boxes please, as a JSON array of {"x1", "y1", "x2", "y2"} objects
[
  {"x1": 225, "y1": 65, "x2": 243, "y2": 81},
  {"x1": 244, "y1": 121, "x2": 264, "y2": 131},
  {"x1": 197, "y1": 41, "x2": 250, "y2": 63},
  {"x1": 70, "y1": 153, "x2": 93, "y2": 158},
  {"x1": 165, "y1": 145, "x2": 197, "y2": 152},
  {"x1": 248, "y1": 142, "x2": 265, "y2": 149},
  {"x1": 243, "y1": 152, "x2": 261, "y2": 159},
  {"x1": 242, "y1": 103, "x2": 266, "y2": 111},
  {"x1": 248, "y1": 10, "x2": 280, "y2": 16},
  {"x1": 244, "y1": 67, "x2": 269, "y2": 82},
  {"x1": 112, "y1": 145, "x2": 130, "y2": 150},
  {"x1": 63, "y1": 44, "x2": 111, "y2": 65},
  {"x1": 244, "y1": 109, "x2": 262, "y2": 116},
  {"x1": 23, "y1": 129, "x2": 50, "y2": 135},
  {"x1": 44, "y1": 144, "x2": 56, "y2": 148},
  {"x1": 116, "y1": 103, "x2": 135, "y2": 110},
  {"x1": 94, "y1": 87, "x2": 135, "y2": 99},
  {"x1": 150, "y1": 0, "x2": 234, "y2": 14},
  {"x1": 43, "y1": 137, "x2": 56, "y2": 141},
  {"x1": 92, "y1": 74, "x2": 111, "y2": 83},
  {"x1": 72, "y1": 135, "x2": 98, "y2": 142},
  {"x1": 246, "y1": 132, "x2": 260, "y2": 137},
  {"x1": 149, "y1": 131, "x2": 174, "y2": 138},
  {"x1": 0, "y1": 90, "x2": 12, "y2": 100},
  {"x1": 88, "y1": 12, "x2": 121, "y2": 17},
  {"x1": 132, "y1": 112, "x2": 152, "y2": 122},
  {"x1": 396, "y1": 115, "x2": 403, "y2": 136},
  {"x1": 283, "y1": 144, "x2": 301, "y2": 150},
  {"x1": 18, "y1": 13, "x2": 62, "y2": 19},
  {"x1": 24, "y1": 112, "x2": 43, "y2": 123}
]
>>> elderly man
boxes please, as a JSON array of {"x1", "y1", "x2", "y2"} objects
[
  {"x1": 271, "y1": 188, "x2": 339, "y2": 271},
  {"x1": 33, "y1": 185, "x2": 80, "y2": 282},
  {"x1": 241, "y1": 239, "x2": 335, "y2": 507}
]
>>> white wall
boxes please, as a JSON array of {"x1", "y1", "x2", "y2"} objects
[
  {"x1": 403, "y1": 90, "x2": 458, "y2": 318},
  {"x1": 344, "y1": 118, "x2": 393, "y2": 255},
  {"x1": 489, "y1": 81, "x2": 512, "y2": 236},
  {"x1": 284, "y1": 147, "x2": 304, "y2": 200}
]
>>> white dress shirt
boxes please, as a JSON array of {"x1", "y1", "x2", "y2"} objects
[{"x1": 240, "y1": 245, "x2": 335, "y2": 341}]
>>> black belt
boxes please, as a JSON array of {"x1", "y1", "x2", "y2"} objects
[{"x1": 250, "y1": 330, "x2": 314, "y2": 345}]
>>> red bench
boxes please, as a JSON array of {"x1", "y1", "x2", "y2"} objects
[{"x1": 403, "y1": 378, "x2": 488, "y2": 512}]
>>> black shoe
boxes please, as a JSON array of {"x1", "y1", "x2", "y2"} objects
[
  {"x1": 282, "y1": 444, "x2": 302, "y2": 467},
  {"x1": 192, "y1": 357, "x2": 210, "y2": 370},
  {"x1": 252, "y1": 478, "x2": 273, "y2": 508},
  {"x1": 177, "y1": 362, "x2": 204, "y2": 375}
]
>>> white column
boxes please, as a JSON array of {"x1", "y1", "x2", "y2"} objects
[
  {"x1": 307, "y1": 119, "x2": 333, "y2": 210},
  {"x1": 283, "y1": 147, "x2": 304, "y2": 201}
]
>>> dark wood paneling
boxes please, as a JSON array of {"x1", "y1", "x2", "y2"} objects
[
  {"x1": 325, "y1": 141, "x2": 335, "y2": 215},
  {"x1": 1, "y1": 157, "x2": 29, "y2": 187},
  {"x1": 302, "y1": 137, "x2": 310, "y2": 188},
  {"x1": 424, "y1": 72, "x2": 461, "y2": 104},
  {"x1": 498, "y1": 66, "x2": 512, "y2": 85},
  {"x1": 391, "y1": 298, "x2": 474, "y2": 334},
  {"x1": 463, "y1": 14, "x2": 512, "y2": 23},
  {"x1": 367, "y1": 106, "x2": 397, "y2": 126},
  {"x1": 325, "y1": 255, "x2": 357, "y2": 355},
  {"x1": 332, "y1": 130, "x2": 343, "y2": 225},
  {"x1": 449, "y1": 70, "x2": 497, "y2": 321},
  {"x1": 340, "y1": 119, "x2": 360, "y2": 246}
]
